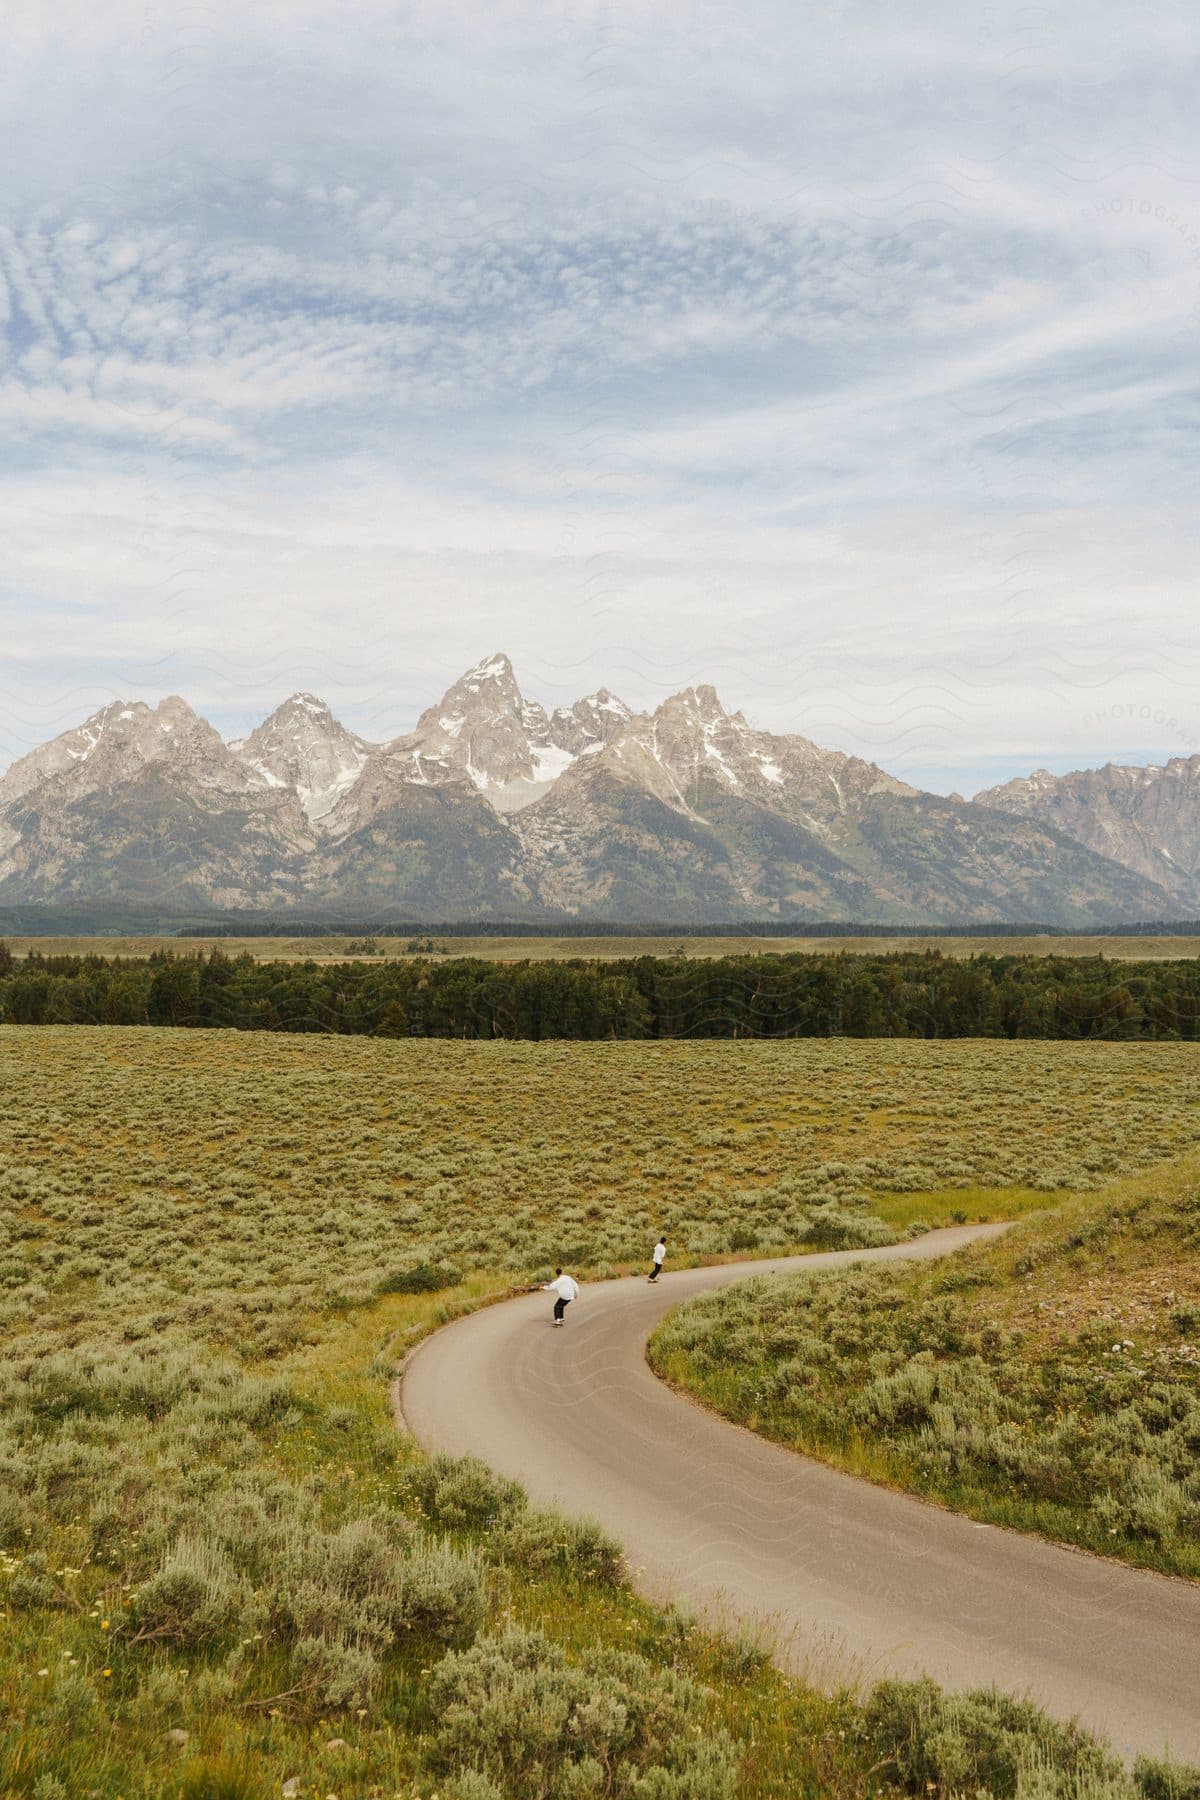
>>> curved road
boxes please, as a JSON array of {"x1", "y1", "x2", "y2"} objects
[{"x1": 399, "y1": 1228, "x2": 1200, "y2": 1763}]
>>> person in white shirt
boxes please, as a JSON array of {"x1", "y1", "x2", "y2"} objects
[
  {"x1": 543, "y1": 1267, "x2": 580, "y2": 1326},
  {"x1": 648, "y1": 1236, "x2": 667, "y2": 1282}
]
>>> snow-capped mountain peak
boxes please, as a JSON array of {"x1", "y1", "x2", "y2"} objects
[
  {"x1": 0, "y1": 656, "x2": 1188, "y2": 923},
  {"x1": 0, "y1": 695, "x2": 234, "y2": 813},
  {"x1": 400, "y1": 655, "x2": 633, "y2": 812},
  {"x1": 424, "y1": 652, "x2": 523, "y2": 733},
  {"x1": 234, "y1": 694, "x2": 373, "y2": 823},
  {"x1": 549, "y1": 689, "x2": 634, "y2": 757}
]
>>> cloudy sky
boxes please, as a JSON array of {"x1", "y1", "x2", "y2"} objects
[{"x1": 2, "y1": 0, "x2": 1197, "y2": 792}]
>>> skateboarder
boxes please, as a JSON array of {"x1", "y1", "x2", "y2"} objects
[
  {"x1": 648, "y1": 1235, "x2": 667, "y2": 1282},
  {"x1": 543, "y1": 1267, "x2": 580, "y2": 1326}
]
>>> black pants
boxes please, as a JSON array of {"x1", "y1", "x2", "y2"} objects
[
  {"x1": 554, "y1": 1296, "x2": 569, "y2": 1321},
  {"x1": 649, "y1": 1263, "x2": 661, "y2": 1280}
]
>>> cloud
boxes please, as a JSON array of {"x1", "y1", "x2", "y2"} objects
[{"x1": 1, "y1": 0, "x2": 1198, "y2": 792}]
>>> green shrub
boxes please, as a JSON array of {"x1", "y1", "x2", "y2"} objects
[
  {"x1": 5, "y1": 1553, "x2": 68, "y2": 1612},
  {"x1": 1135, "y1": 1755, "x2": 1200, "y2": 1800},
  {"x1": 127, "y1": 1537, "x2": 251, "y2": 1648},
  {"x1": 268, "y1": 1516, "x2": 485, "y2": 1661},
  {"x1": 494, "y1": 1509, "x2": 626, "y2": 1587},
  {"x1": 705, "y1": 1624, "x2": 771, "y2": 1684},
  {"x1": 412, "y1": 1456, "x2": 624, "y2": 1586},
  {"x1": 429, "y1": 1624, "x2": 736, "y2": 1800},
  {"x1": 289, "y1": 1633, "x2": 380, "y2": 1709},
  {"x1": 397, "y1": 1536, "x2": 490, "y2": 1644},
  {"x1": 414, "y1": 1454, "x2": 526, "y2": 1530},
  {"x1": 802, "y1": 1208, "x2": 892, "y2": 1250},
  {"x1": 378, "y1": 1261, "x2": 463, "y2": 1295},
  {"x1": 35, "y1": 1668, "x2": 99, "y2": 1733},
  {"x1": 631, "y1": 1739, "x2": 740, "y2": 1799},
  {"x1": 446, "y1": 1777, "x2": 506, "y2": 1800},
  {"x1": 864, "y1": 1677, "x2": 1121, "y2": 1797},
  {"x1": 1092, "y1": 1465, "x2": 1196, "y2": 1546}
]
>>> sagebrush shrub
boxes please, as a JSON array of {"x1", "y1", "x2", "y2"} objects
[
  {"x1": 378, "y1": 1261, "x2": 464, "y2": 1295},
  {"x1": 429, "y1": 1625, "x2": 736, "y2": 1799},
  {"x1": 396, "y1": 1536, "x2": 490, "y2": 1643},
  {"x1": 1135, "y1": 1756, "x2": 1200, "y2": 1800},
  {"x1": 289, "y1": 1633, "x2": 380, "y2": 1709},
  {"x1": 864, "y1": 1677, "x2": 1121, "y2": 1798},
  {"x1": 414, "y1": 1454, "x2": 526, "y2": 1530},
  {"x1": 127, "y1": 1537, "x2": 251, "y2": 1648},
  {"x1": 494, "y1": 1509, "x2": 626, "y2": 1587},
  {"x1": 446, "y1": 1776, "x2": 506, "y2": 1800}
]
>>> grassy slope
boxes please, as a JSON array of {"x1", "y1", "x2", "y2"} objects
[
  {"x1": 650, "y1": 1157, "x2": 1200, "y2": 1579},
  {"x1": 7, "y1": 933, "x2": 1200, "y2": 961},
  {"x1": 0, "y1": 1276, "x2": 876, "y2": 1798},
  {"x1": 7, "y1": 1269, "x2": 1195, "y2": 1800},
  {"x1": 4, "y1": 1029, "x2": 1200, "y2": 1796}
]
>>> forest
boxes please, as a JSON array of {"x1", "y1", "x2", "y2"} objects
[{"x1": 2, "y1": 942, "x2": 1200, "y2": 1038}]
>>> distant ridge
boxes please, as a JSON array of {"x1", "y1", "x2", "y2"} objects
[
  {"x1": 0, "y1": 654, "x2": 1189, "y2": 926},
  {"x1": 4, "y1": 906, "x2": 1200, "y2": 940},
  {"x1": 171, "y1": 917, "x2": 1200, "y2": 939}
]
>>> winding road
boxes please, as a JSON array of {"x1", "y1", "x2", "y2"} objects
[{"x1": 398, "y1": 1228, "x2": 1200, "y2": 1763}]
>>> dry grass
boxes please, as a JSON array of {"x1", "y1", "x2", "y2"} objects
[
  {"x1": 4, "y1": 1033, "x2": 1200, "y2": 1346},
  {"x1": 8, "y1": 932, "x2": 1200, "y2": 962}
]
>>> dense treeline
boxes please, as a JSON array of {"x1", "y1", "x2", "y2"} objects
[{"x1": 2, "y1": 942, "x2": 1200, "y2": 1038}]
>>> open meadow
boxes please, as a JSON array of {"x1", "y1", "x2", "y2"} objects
[
  {"x1": 3, "y1": 1026, "x2": 1200, "y2": 1797},
  {"x1": 6, "y1": 934, "x2": 1200, "y2": 963}
]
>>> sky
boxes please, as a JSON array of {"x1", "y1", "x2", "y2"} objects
[{"x1": 1, "y1": 0, "x2": 1197, "y2": 795}]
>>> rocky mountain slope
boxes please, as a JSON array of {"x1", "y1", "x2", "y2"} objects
[
  {"x1": 0, "y1": 698, "x2": 313, "y2": 910},
  {"x1": 0, "y1": 658, "x2": 1180, "y2": 923},
  {"x1": 231, "y1": 694, "x2": 371, "y2": 824},
  {"x1": 976, "y1": 759, "x2": 1200, "y2": 910}
]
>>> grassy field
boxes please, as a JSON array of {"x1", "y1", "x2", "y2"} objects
[
  {"x1": 7, "y1": 933, "x2": 1200, "y2": 962},
  {"x1": 4, "y1": 1026, "x2": 1200, "y2": 1796},
  {"x1": 650, "y1": 1159, "x2": 1200, "y2": 1580},
  {"x1": 6, "y1": 1032, "x2": 1200, "y2": 1322}
]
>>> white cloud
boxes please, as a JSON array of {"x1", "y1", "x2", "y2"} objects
[{"x1": 0, "y1": 0, "x2": 1197, "y2": 792}]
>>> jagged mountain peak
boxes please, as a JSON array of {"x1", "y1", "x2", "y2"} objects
[
  {"x1": 268, "y1": 691, "x2": 337, "y2": 721},
  {"x1": 468, "y1": 651, "x2": 516, "y2": 681},
  {"x1": 238, "y1": 691, "x2": 356, "y2": 747},
  {"x1": 683, "y1": 681, "x2": 725, "y2": 710},
  {"x1": 548, "y1": 688, "x2": 633, "y2": 758},
  {"x1": 1, "y1": 659, "x2": 1193, "y2": 923},
  {"x1": 654, "y1": 683, "x2": 731, "y2": 723},
  {"x1": 398, "y1": 655, "x2": 632, "y2": 810},
  {"x1": 0, "y1": 693, "x2": 219, "y2": 813},
  {"x1": 426, "y1": 652, "x2": 522, "y2": 721},
  {"x1": 234, "y1": 692, "x2": 372, "y2": 824}
]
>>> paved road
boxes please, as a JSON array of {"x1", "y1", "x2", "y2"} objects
[{"x1": 399, "y1": 1228, "x2": 1200, "y2": 1763}]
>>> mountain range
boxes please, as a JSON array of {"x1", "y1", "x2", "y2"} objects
[{"x1": 1, "y1": 654, "x2": 1195, "y2": 924}]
